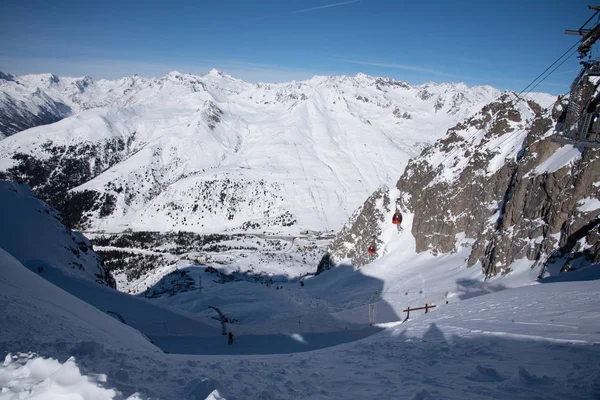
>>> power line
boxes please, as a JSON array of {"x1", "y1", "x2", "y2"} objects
[
  {"x1": 512, "y1": 39, "x2": 582, "y2": 103},
  {"x1": 489, "y1": 97, "x2": 560, "y2": 155},
  {"x1": 521, "y1": 46, "x2": 581, "y2": 97}
]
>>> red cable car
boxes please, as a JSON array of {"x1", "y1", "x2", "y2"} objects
[
  {"x1": 392, "y1": 211, "x2": 402, "y2": 225},
  {"x1": 368, "y1": 245, "x2": 376, "y2": 255}
]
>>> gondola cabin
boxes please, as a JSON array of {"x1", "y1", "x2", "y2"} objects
[
  {"x1": 368, "y1": 245, "x2": 376, "y2": 255},
  {"x1": 392, "y1": 211, "x2": 402, "y2": 225}
]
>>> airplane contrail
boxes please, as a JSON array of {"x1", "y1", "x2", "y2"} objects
[
  {"x1": 292, "y1": 0, "x2": 362, "y2": 14},
  {"x1": 250, "y1": 0, "x2": 361, "y2": 22}
]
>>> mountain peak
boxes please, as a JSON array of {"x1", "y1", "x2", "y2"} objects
[
  {"x1": 204, "y1": 68, "x2": 235, "y2": 80},
  {"x1": 165, "y1": 70, "x2": 184, "y2": 78},
  {"x1": 354, "y1": 72, "x2": 372, "y2": 80},
  {"x1": 0, "y1": 71, "x2": 15, "y2": 82},
  {"x1": 47, "y1": 73, "x2": 60, "y2": 84}
]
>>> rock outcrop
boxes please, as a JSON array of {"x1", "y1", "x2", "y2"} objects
[{"x1": 323, "y1": 91, "x2": 600, "y2": 277}]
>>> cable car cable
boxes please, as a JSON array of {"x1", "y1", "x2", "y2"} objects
[
  {"x1": 368, "y1": 10, "x2": 596, "y2": 255},
  {"x1": 521, "y1": 46, "x2": 581, "y2": 98},
  {"x1": 512, "y1": 39, "x2": 582, "y2": 105}
]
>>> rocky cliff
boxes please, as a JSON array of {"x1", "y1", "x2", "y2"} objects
[{"x1": 322, "y1": 91, "x2": 600, "y2": 278}]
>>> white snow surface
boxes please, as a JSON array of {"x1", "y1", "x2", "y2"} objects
[
  {"x1": 0, "y1": 353, "x2": 143, "y2": 400},
  {"x1": 577, "y1": 197, "x2": 600, "y2": 213},
  {"x1": 1, "y1": 207, "x2": 599, "y2": 399},
  {"x1": 0, "y1": 70, "x2": 508, "y2": 234},
  {"x1": 0, "y1": 181, "x2": 108, "y2": 284},
  {"x1": 532, "y1": 144, "x2": 583, "y2": 175}
]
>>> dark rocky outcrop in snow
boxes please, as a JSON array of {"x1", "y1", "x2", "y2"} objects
[
  {"x1": 317, "y1": 188, "x2": 391, "y2": 274},
  {"x1": 3, "y1": 137, "x2": 135, "y2": 229},
  {"x1": 202, "y1": 100, "x2": 223, "y2": 130},
  {"x1": 324, "y1": 91, "x2": 600, "y2": 277}
]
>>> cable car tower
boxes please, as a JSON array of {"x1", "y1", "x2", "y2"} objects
[{"x1": 552, "y1": 5, "x2": 600, "y2": 148}]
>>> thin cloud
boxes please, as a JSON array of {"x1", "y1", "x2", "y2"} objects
[
  {"x1": 339, "y1": 58, "x2": 465, "y2": 79},
  {"x1": 551, "y1": 69, "x2": 580, "y2": 76},
  {"x1": 292, "y1": 0, "x2": 361, "y2": 14},
  {"x1": 249, "y1": 0, "x2": 361, "y2": 22},
  {"x1": 448, "y1": 55, "x2": 488, "y2": 65}
]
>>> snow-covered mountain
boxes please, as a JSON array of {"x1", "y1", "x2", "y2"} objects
[
  {"x1": 322, "y1": 91, "x2": 599, "y2": 278},
  {"x1": 0, "y1": 71, "x2": 91, "y2": 139},
  {"x1": 1, "y1": 102, "x2": 599, "y2": 399},
  {"x1": 0, "y1": 69, "x2": 504, "y2": 234}
]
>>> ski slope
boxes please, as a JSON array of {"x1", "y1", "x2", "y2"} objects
[{"x1": 1, "y1": 247, "x2": 599, "y2": 399}]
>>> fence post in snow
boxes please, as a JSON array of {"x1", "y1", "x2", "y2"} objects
[{"x1": 369, "y1": 290, "x2": 379, "y2": 326}]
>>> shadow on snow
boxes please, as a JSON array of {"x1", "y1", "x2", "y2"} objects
[{"x1": 146, "y1": 264, "x2": 399, "y2": 355}]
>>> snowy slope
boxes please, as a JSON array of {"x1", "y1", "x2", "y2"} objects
[
  {"x1": 0, "y1": 72, "x2": 90, "y2": 138},
  {"x1": 0, "y1": 182, "x2": 597, "y2": 399},
  {"x1": 0, "y1": 248, "x2": 161, "y2": 399},
  {"x1": 0, "y1": 248, "x2": 157, "y2": 353},
  {"x1": 0, "y1": 180, "x2": 114, "y2": 285},
  {"x1": 1, "y1": 245, "x2": 599, "y2": 399},
  {"x1": 0, "y1": 70, "x2": 504, "y2": 235}
]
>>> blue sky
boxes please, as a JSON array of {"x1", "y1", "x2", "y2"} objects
[{"x1": 0, "y1": 0, "x2": 596, "y2": 94}]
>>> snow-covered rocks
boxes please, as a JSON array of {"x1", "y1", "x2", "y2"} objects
[
  {"x1": 323, "y1": 92, "x2": 599, "y2": 277},
  {"x1": 0, "y1": 353, "x2": 143, "y2": 400}
]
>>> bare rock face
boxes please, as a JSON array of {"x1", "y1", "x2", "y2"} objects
[
  {"x1": 323, "y1": 91, "x2": 600, "y2": 277},
  {"x1": 477, "y1": 137, "x2": 599, "y2": 276},
  {"x1": 202, "y1": 100, "x2": 223, "y2": 130},
  {"x1": 317, "y1": 188, "x2": 392, "y2": 273}
]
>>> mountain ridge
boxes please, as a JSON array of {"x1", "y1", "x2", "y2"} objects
[
  {"x1": 320, "y1": 91, "x2": 600, "y2": 278},
  {"x1": 1, "y1": 70, "x2": 528, "y2": 235}
]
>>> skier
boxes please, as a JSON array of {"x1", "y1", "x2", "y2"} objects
[{"x1": 228, "y1": 332, "x2": 234, "y2": 345}]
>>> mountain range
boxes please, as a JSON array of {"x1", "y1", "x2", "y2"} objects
[{"x1": 0, "y1": 69, "x2": 525, "y2": 235}]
